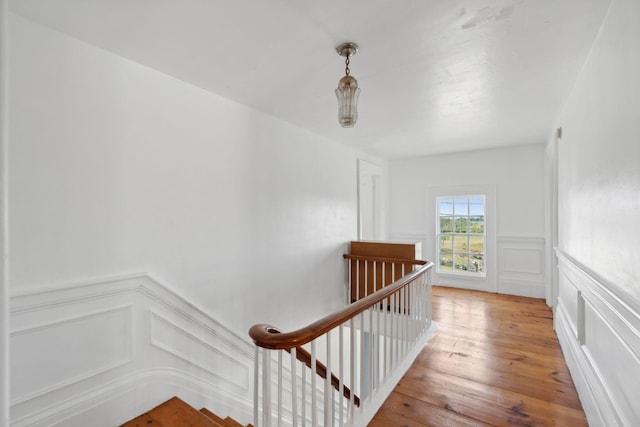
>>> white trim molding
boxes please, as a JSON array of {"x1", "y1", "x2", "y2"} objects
[
  {"x1": 9, "y1": 274, "x2": 255, "y2": 427},
  {"x1": 497, "y1": 236, "x2": 546, "y2": 299},
  {"x1": 555, "y1": 249, "x2": 640, "y2": 427},
  {"x1": 422, "y1": 184, "x2": 498, "y2": 293},
  {"x1": 1, "y1": 0, "x2": 10, "y2": 423}
]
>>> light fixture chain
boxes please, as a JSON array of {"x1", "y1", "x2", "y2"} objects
[{"x1": 345, "y1": 56, "x2": 350, "y2": 76}]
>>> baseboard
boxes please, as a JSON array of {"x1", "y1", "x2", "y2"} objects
[
  {"x1": 555, "y1": 249, "x2": 640, "y2": 426},
  {"x1": 10, "y1": 274, "x2": 255, "y2": 426},
  {"x1": 555, "y1": 303, "x2": 608, "y2": 426}
]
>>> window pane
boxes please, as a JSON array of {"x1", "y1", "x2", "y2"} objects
[
  {"x1": 454, "y1": 199, "x2": 468, "y2": 215},
  {"x1": 436, "y1": 195, "x2": 486, "y2": 276},
  {"x1": 469, "y1": 254, "x2": 484, "y2": 272},
  {"x1": 439, "y1": 199, "x2": 454, "y2": 215},
  {"x1": 469, "y1": 236, "x2": 484, "y2": 255},
  {"x1": 471, "y1": 253, "x2": 484, "y2": 272},
  {"x1": 469, "y1": 198, "x2": 485, "y2": 215},
  {"x1": 439, "y1": 236, "x2": 453, "y2": 252},
  {"x1": 440, "y1": 217, "x2": 453, "y2": 233},
  {"x1": 453, "y1": 235, "x2": 468, "y2": 253},
  {"x1": 469, "y1": 216, "x2": 484, "y2": 234},
  {"x1": 454, "y1": 254, "x2": 469, "y2": 272},
  {"x1": 454, "y1": 217, "x2": 468, "y2": 233},
  {"x1": 439, "y1": 253, "x2": 453, "y2": 271}
]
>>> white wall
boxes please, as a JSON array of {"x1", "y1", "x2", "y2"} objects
[
  {"x1": 552, "y1": 0, "x2": 640, "y2": 425},
  {"x1": 8, "y1": 13, "x2": 393, "y2": 423},
  {"x1": 9, "y1": 14, "x2": 387, "y2": 345},
  {"x1": 389, "y1": 144, "x2": 546, "y2": 298},
  {"x1": 557, "y1": 0, "x2": 639, "y2": 304}
]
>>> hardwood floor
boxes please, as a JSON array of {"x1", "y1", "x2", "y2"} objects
[{"x1": 369, "y1": 286, "x2": 587, "y2": 427}]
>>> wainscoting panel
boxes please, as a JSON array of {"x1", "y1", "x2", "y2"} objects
[
  {"x1": 150, "y1": 311, "x2": 251, "y2": 392},
  {"x1": 9, "y1": 274, "x2": 254, "y2": 427},
  {"x1": 11, "y1": 305, "x2": 133, "y2": 402},
  {"x1": 555, "y1": 249, "x2": 640, "y2": 427},
  {"x1": 497, "y1": 236, "x2": 546, "y2": 298}
]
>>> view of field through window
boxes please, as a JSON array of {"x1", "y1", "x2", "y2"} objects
[{"x1": 437, "y1": 196, "x2": 485, "y2": 275}]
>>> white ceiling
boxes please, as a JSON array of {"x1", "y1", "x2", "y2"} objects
[{"x1": 10, "y1": 0, "x2": 611, "y2": 159}]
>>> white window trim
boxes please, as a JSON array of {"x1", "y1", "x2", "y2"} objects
[
  {"x1": 425, "y1": 185, "x2": 497, "y2": 293},
  {"x1": 435, "y1": 195, "x2": 487, "y2": 278}
]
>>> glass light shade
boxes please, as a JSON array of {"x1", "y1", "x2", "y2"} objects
[{"x1": 335, "y1": 75, "x2": 360, "y2": 128}]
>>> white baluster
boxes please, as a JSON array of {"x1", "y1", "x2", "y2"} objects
[
  {"x1": 381, "y1": 261, "x2": 387, "y2": 383},
  {"x1": 375, "y1": 287, "x2": 380, "y2": 391},
  {"x1": 412, "y1": 281, "x2": 417, "y2": 340},
  {"x1": 291, "y1": 347, "x2": 298, "y2": 427},
  {"x1": 401, "y1": 266, "x2": 407, "y2": 357},
  {"x1": 349, "y1": 317, "x2": 355, "y2": 420},
  {"x1": 263, "y1": 349, "x2": 272, "y2": 427},
  {"x1": 390, "y1": 291, "x2": 396, "y2": 370},
  {"x1": 278, "y1": 351, "x2": 283, "y2": 427},
  {"x1": 311, "y1": 341, "x2": 317, "y2": 427},
  {"x1": 383, "y1": 293, "x2": 388, "y2": 382},
  {"x1": 254, "y1": 346, "x2": 260, "y2": 427},
  {"x1": 301, "y1": 364, "x2": 306, "y2": 427},
  {"x1": 359, "y1": 312, "x2": 365, "y2": 404},
  {"x1": 400, "y1": 286, "x2": 404, "y2": 358},
  {"x1": 368, "y1": 305, "x2": 373, "y2": 399},
  {"x1": 325, "y1": 331, "x2": 331, "y2": 427},
  {"x1": 339, "y1": 324, "x2": 344, "y2": 427}
]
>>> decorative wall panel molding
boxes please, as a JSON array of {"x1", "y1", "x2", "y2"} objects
[
  {"x1": 149, "y1": 311, "x2": 251, "y2": 392},
  {"x1": 497, "y1": 236, "x2": 546, "y2": 298},
  {"x1": 9, "y1": 274, "x2": 254, "y2": 427},
  {"x1": 11, "y1": 305, "x2": 133, "y2": 403},
  {"x1": 555, "y1": 249, "x2": 640, "y2": 427}
]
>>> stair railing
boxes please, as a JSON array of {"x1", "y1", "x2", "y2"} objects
[
  {"x1": 343, "y1": 254, "x2": 427, "y2": 303},
  {"x1": 249, "y1": 258, "x2": 434, "y2": 427}
]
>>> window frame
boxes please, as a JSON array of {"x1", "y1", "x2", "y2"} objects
[{"x1": 435, "y1": 194, "x2": 486, "y2": 277}]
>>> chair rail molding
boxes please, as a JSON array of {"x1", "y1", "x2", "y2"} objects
[
  {"x1": 555, "y1": 248, "x2": 640, "y2": 427},
  {"x1": 9, "y1": 274, "x2": 254, "y2": 427}
]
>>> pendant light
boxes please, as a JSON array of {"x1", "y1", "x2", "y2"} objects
[{"x1": 335, "y1": 42, "x2": 360, "y2": 128}]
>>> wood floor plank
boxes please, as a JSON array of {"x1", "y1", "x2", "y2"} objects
[
  {"x1": 427, "y1": 333, "x2": 566, "y2": 370},
  {"x1": 396, "y1": 370, "x2": 587, "y2": 427},
  {"x1": 407, "y1": 350, "x2": 581, "y2": 410},
  {"x1": 435, "y1": 321, "x2": 562, "y2": 353},
  {"x1": 369, "y1": 286, "x2": 587, "y2": 426},
  {"x1": 375, "y1": 391, "x2": 494, "y2": 427}
]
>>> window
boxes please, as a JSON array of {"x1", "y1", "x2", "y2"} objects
[{"x1": 436, "y1": 196, "x2": 485, "y2": 276}]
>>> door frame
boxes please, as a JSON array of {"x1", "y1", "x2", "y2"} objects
[{"x1": 357, "y1": 159, "x2": 383, "y2": 241}]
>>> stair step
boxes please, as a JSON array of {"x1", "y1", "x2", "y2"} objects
[
  {"x1": 200, "y1": 408, "x2": 250, "y2": 427},
  {"x1": 200, "y1": 408, "x2": 253, "y2": 427},
  {"x1": 120, "y1": 396, "x2": 223, "y2": 427},
  {"x1": 200, "y1": 407, "x2": 226, "y2": 424}
]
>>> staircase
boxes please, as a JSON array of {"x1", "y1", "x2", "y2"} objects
[{"x1": 120, "y1": 396, "x2": 252, "y2": 427}]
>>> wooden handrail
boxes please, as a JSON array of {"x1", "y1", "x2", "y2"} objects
[
  {"x1": 342, "y1": 254, "x2": 427, "y2": 265},
  {"x1": 249, "y1": 261, "x2": 433, "y2": 350}
]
